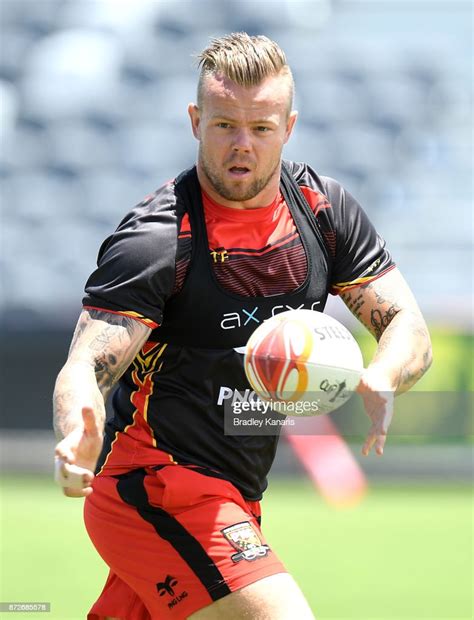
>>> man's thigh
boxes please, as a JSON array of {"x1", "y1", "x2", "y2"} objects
[
  {"x1": 85, "y1": 467, "x2": 287, "y2": 619},
  {"x1": 102, "y1": 571, "x2": 315, "y2": 620},
  {"x1": 189, "y1": 573, "x2": 315, "y2": 620},
  {"x1": 99, "y1": 575, "x2": 315, "y2": 620}
]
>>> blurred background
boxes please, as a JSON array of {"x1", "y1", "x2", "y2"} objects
[{"x1": 0, "y1": 0, "x2": 472, "y2": 618}]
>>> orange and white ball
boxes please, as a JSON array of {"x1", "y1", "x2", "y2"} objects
[{"x1": 244, "y1": 310, "x2": 364, "y2": 415}]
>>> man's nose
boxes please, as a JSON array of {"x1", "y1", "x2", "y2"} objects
[{"x1": 232, "y1": 128, "x2": 252, "y2": 152}]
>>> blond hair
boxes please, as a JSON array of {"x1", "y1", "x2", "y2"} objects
[{"x1": 196, "y1": 32, "x2": 294, "y2": 110}]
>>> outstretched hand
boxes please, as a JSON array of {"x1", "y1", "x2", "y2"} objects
[
  {"x1": 54, "y1": 407, "x2": 103, "y2": 497},
  {"x1": 356, "y1": 367, "x2": 395, "y2": 456}
]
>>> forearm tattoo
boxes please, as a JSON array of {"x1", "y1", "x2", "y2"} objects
[
  {"x1": 53, "y1": 310, "x2": 150, "y2": 438},
  {"x1": 76, "y1": 310, "x2": 150, "y2": 397},
  {"x1": 341, "y1": 281, "x2": 401, "y2": 340},
  {"x1": 340, "y1": 272, "x2": 432, "y2": 392},
  {"x1": 398, "y1": 348, "x2": 432, "y2": 389}
]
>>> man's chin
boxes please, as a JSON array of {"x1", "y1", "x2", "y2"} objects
[
  {"x1": 220, "y1": 188, "x2": 259, "y2": 202},
  {"x1": 209, "y1": 179, "x2": 256, "y2": 202}
]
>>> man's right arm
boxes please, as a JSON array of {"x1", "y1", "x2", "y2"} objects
[{"x1": 53, "y1": 308, "x2": 151, "y2": 496}]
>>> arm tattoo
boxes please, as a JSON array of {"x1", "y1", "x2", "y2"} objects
[
  {"x1": 68, "y1": 312, "x2": 89, "y2": 354},
  {"x1": 69, "y1": 310, "x2": 151, "y2": 398},
  {"x1": 396, "y1": 325, "x2": 432, "y2": 389},
  {"x1": 342, "y1": 280, "x2": 401, "y2": 341},
  {"x1": 340, "y1": 269, "x2": 432, "y2": 392},
  {"x1": 370, "y1": 304, "x2": 399, "y2": 340},
  {"x1": 340, "y1": 290, "x2": 366, "y2": 320},
  {"x1": 54, "y1": 310, "x2": 150, "y2": 439},
  {"x1": 53, "y1": 389, "x2": 76, "y2": 413},
  {"x1": 373, "y1": 308, "x2": 432, "y2": 391}
]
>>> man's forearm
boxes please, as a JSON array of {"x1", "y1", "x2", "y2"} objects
[
  {"x1": 369, "y1": 309, "x2": 432, "y2": 394},
  {"x1": 53, "y1": 309, "x2": 151, "y2": 441},
  {"x1": 53, "y1": 361, "x2": 106, "y2": 440}
]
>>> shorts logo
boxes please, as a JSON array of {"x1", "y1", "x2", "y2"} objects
[
  {"x1": 157, "y1": 575, "x2": 178, "y2": 597},
  {"x1": 156, "y1": 575, "x2": 188, "y2": 609},
  {"x1": 222, "y1": 521, "x2": 270, "y2": 563}
]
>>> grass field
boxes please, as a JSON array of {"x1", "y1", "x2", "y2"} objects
[{"x1": 0, "y1": 475, "x2": 472, "y2": 620}]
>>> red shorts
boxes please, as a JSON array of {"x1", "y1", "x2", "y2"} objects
[{"x1": 84, "y1": 466, "x2": 286, "y2": 619}]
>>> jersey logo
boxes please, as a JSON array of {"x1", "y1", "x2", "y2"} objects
[
  {"x1": 220, "y1": 301, "x2": 321, "y2": 330},
  {"x1": 210, "y1": 249, "x2": 229, "y2": 263}
]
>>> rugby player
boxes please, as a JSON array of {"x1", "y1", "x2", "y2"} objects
[{"x1": 53, "y1": 33, "x2": 432, "y2": 620}]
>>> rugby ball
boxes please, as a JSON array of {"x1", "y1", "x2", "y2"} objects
[{"x1": 244, "y1": 309, "x2": 364, "y2": 415}]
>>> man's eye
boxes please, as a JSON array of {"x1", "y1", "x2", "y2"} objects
[
  {"x1": 217, "y1": 122, "x2": 231, "y2": 129},
  {"x1": 256, "y1": 126, "x2": 270, "y2": 132}
]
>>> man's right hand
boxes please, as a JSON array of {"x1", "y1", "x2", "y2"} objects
[{"x1": 54, "y1": 406, "x2": 103, "y2": 498}]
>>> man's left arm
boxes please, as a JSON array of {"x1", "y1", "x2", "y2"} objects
[{"x1": 340, "y1": 267, "x2": 432, "y2": 456}]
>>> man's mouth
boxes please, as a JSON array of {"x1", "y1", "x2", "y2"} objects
[{"x1": 228, "y1": 166, "x2": 251, "y2": 176}]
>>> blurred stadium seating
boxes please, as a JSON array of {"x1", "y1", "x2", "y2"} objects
[
  {"x1": 0, "y1": 0, "x2": 471, "y2": 328},
  {"x1": 0, "y1": 0, "x2": 470, "y2": 320}
]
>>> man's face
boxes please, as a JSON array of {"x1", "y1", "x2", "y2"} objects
[{"x1": 188, "y1": 72, "x2": 297, "y2": 204}]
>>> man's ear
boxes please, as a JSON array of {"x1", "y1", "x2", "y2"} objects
[
  {"x1": 188, "y1": 103, "x2": 201, "y2": 140},
  {"x1": 284, "y1": 110, "x2": 298, "y2": 144}
]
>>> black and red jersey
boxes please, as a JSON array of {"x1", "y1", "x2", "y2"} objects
[{"x1": 83, "y1": 161, "x2": 394, "y2": 499}]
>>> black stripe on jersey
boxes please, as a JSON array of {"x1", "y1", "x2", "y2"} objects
[
  {"x1": 221, "y1": 236, "x2": 305, "y2": 261},
  {"x1": 115, "y1": 469, "x2": 232, "y2": 600},
  {"x1": 221, "y1": 230, "x2": 296, "y2": 254},
  {"x1": 223, "y1": 234, "x2": 303, "y2": 259}
]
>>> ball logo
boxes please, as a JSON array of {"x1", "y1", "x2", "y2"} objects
[{"x1": 245, "y1": 318, "x2": 313, "y2": 402}]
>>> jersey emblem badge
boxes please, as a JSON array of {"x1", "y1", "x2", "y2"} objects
[{"x1": 221, "y1": 521, "x2": 270, "y2": 562}]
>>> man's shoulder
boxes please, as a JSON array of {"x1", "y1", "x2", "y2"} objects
[
  {"x1": 132, "y1": 177, "x2": 186, "y2": 216},
  {"x1": 115, "y1": 175, "x2": 190, "y2": 233},
  {"x1": 284, "y1": 160, "x2": 342, "y2": 198}
]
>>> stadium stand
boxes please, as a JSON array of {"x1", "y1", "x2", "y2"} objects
[{"x1": 0, "y1": 0, "x2": 471, "y2": 326}]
